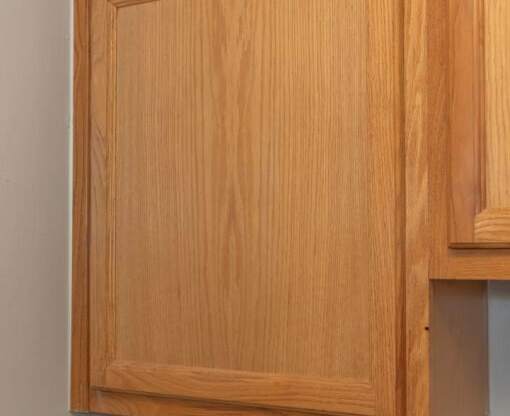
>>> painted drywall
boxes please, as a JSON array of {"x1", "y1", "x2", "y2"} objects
[
  {"x1": 0, "y1": 1, "x2": 71, "y2": 415},
  {"x1": 489, "y1": 283, "x2": 510, "y2": 416}
]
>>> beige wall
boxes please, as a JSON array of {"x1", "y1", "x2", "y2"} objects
[{"x1": 0, "y1": 1, "x2": 71, "y2": 414}]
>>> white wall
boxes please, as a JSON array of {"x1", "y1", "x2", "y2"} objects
[
  {"x1": 0, "y1": 1, "x2": 71, "y2": 415},
  {"x1": 489, "y1": 283, "x2": 510, "y2": 416}
]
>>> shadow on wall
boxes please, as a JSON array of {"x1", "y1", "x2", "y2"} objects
[{"x1": 489, "y1": 282, "x2": 510, "y2": 416}]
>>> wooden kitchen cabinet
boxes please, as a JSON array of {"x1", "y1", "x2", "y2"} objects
[
  {"x1": 450, "y1": 0, "x2": 510, "y2": 247},
  {"x1": 73, "y1": 0, "x2": 404, "y2": 415},
  {"x1": 71, "y1": 0, "x2": 510, "y2": 415}
]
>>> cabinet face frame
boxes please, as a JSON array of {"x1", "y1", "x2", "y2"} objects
[
  {"x1": 449, "y1": 0, "x2": 510, "y2": 247},
  {"x1": 71, "y1": 0, "x2": 91, "y2": 411},
  {"x1": 72, "y1": 0, "x2": 410, "y2": 415}
]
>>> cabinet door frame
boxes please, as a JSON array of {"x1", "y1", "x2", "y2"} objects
[
  {"x1": 71, "y1": 0, "x2": 410, "y2": 415},
  {"x1": 449, "y1": 0, "x2": 510, "y2": 247},
  {"x1": 71, "y1": 0, "x2": 91, "y2": 411}
]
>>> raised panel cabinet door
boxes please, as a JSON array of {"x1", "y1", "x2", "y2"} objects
[
  {"x1": 86, "y1": 0, "x2": 403, "y2": 415},
  {"x1": 450, "y1": 0, "x2": 510, "y2": 246}
]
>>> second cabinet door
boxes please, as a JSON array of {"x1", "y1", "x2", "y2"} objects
[
  {"x1": 450, "y1": 0, "x2": 510, "y2": 247},
  {"x1": 86, "y1": 0, "x2": 404, "y2": 415}
]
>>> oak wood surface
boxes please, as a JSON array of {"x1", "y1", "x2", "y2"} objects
[
  {"x1": 475, "y1": 208, "x2": 510, "y2": 242},
  {"x1": 86, "y1": 0, "x2": 404, "y2": 414},
  {"x1": 485, "y1": 0, "x2": 510, "y2": 210},
  {"x1": 109, "y1": 0, "x2": 157, "y2": 7},
  {"x1": 90, "y1": 0, "x2": 115, "y2": 388},
  {"x1": 71, "y1": 0, "x2": 91, "y2": 411},
  {"x1": 90, "y1": 390, "x2": 362, "y2": 416},
  {"x1": 367, "y1": 2, "x2": 405, "y2": 413},
  {"x1": 427, "y1": 23, "x2": 510, "y2": 416},
  {"x1": 404, "y1": 1, "x2": 430, "y2": 416},
  {"x1": 406, "y1": 3, "x2": 495, "y2": 414},
  {"x1": 113, "y1": 0, "x2": 372, "y2": 379},
  {"x1": 71, "y1": 4, "x2": 510, "y2": 416},
  {"x1": 433, "y1": 0, "x2": 510, "y2": 278},
  {"x1": 449, "y1": 0, "x2": 510, "y2": 246},
  {"x1": 98, "y1": 361, "x2": 375, "y2": 416},
  {"x1": 448, "y1": 0, "x2": 485, "y2": 246}
]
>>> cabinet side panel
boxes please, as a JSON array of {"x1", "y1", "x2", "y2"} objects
[{"x1": 71, "y1": 0, "x2": 90, "y2": 411}]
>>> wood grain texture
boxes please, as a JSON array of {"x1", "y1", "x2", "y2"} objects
[
  {"x1": 449, "y1": 0, "x2": 510, "y2": 246},
  {"x1": 113, "y1": 0, "x2": 371, "y2": 379},
  {"x1": 475, "y1": 208, "x2": 510, "y2": 242},
  {"x1": 109, "y1": 0, "x2": 158, "y2": 8},
  {"x1": 428, "y1": 0, "x2": 451, "y2": 278},
  {"x1": 85, "y1": 0, "x2": 404, "y2": 414},
  {"x1": 408, "y1": 3, "x2": 494, "y2": 413},
  {"x1": 367, "y1": 2, "x2": 405, "y2": 415},
  {"x1": 431, "y1": 0, "x2": 510, "y2": 279},
  {"x1": 430, "y1": 281, "x2": 489, "y2": 416},
  {"x1": 485, "y1": 0, "x2": 510, "y2": 209},
  {"x1": 71, "y1": 0, "x2": 90, "y2": 411},
  {"x1": 90, "y1": 0, "x2": 116, "y2": 387},
  {"x1": 404, "y1": 1, "x2": 430, "y2": 416},
  {"x1": 448, "y1": 0, "x2": 485, "y2": 246},
  {"x1": 96, "y1": 362, "x2": 375, "y2": 416},
  {"x1": 90, "y1": 390, "x2": 363, "y2": 416}
]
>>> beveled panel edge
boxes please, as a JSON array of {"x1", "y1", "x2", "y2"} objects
[
  {"x1": 90, "y1": 389, "x2": 365, "y2": 416},
  {"x1": 108, "y1": 0, "x2": 160, "y2": 9},
  {"x1": 474, "y1": 208, "x2": 510, "y2": 245},
  {"x1": 91, "y1": 361, "x2": 376, "y2": 416}
]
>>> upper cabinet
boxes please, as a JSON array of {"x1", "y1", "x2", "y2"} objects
[
  {"x1": 74, "y1": 1, "x2": 405, "y2": 415},
  {"x1": 450, "y1": 0, "x2": 510, "y2": 247}
]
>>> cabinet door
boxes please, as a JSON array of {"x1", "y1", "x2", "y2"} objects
[
  {"x1": 450, "y1": 0, "x2": 510, "y2": 246},
  {"x1": 85, "y1": 0, "x2": 403, "y2": 415}
]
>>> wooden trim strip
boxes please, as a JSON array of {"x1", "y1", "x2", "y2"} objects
[
  {"x1": 105, "y1": 0, "x2": 119, "y2": 372},
  {"x1": 404, "y1": 0, "x2": 430, "y2": 415},
  {"x1": 89, "y1": 0, "x2": 120, "y2": 388},
  {"x1": 108, "y1": 0, "x2": 160, "y2": 9},
  {"x1": 366, "y1": 1, "x2": 406, "y2": 415},
  {"x1": 94, "y1": 362, "x2": 376, "y2": 416},
  {"x1": 448, "y1": 0, "x2": 486, "y2": 247},
  {"x1": 90, "y1": 390, "x2": 364, "y2": 416},
  {"x1": 71, "y1": 0, "x2": 91, "y2": 412}
]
